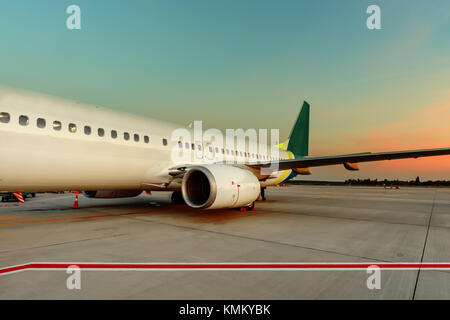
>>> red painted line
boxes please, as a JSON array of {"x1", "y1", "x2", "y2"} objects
[
  {"x1": 0, "y1": 195, "x2": 74, "y2": 207},
  {"x1": 0, "y1": 210, "x2": 151, "y2": 227},
  {"x1": 0, "y1": 204, "x2": 20, "y2": 208},
  {"x1": 26, "y1": 196, "x2": 74, "y2": 203},
  {"x1": 2, "y1": 262, "x2": 450, "y2": 276}
]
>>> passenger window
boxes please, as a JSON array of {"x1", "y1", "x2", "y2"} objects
[
  {"x1": 53, "y1": 121, "x2": 62, "y2": 131},
  {"x1": 185, "y1": 142, "x2": 189, "y2": 149},
  {"x1": 37, "y1": 118, "x2": 46, "y2": 128},
  {"x1": 134, "y1": 134, "x2": 139, "y2": 142},
  {"x1": 69, "y1": 123, "x2": 77, "y2": 133},
  {"x1": 240, "y1": 151, "x2": 243, "y2": 156},
  {"x1": 222, "y1": 148, "x2": 225, "y2": 154},
  {"x1": 198, "y1": 145, "x2": 202, "y2": 151},
  {"x1": 124, "y1": 132, "x2": 130, "y2": 140},
  {"x1": 19, "y1": 115, "x2": 29, "y2": 126},
  {"x1": 215, "y1": 147, "x2": 219, "y2": 153},
  {"x1": 226, "y1": 149, "x2": 230, "y2": 155},
  {"x1": 162, "y1": 138, "x2": 168, "y2": 146},
  {"x1": 0, "y1": 112, "x2": 10, "y2": 123},
  {"x1": 98, "y1": 128, "x2": 105, "y2": 137},
  {"x1": 84, "y1": 126, "x2": 91, "y2": 135},
  {"x1": 191, "y1": 143, "x2": 195, "y2": 150},
  {"x1": 144, "y1": 136, "x2": 149, "y2": 143},
  {"x1": 178, "y1": 141, "x2": 182, "y2": 148},
  {"x1": 111, "y1": 130, "x2": 117, "y2": 139},
  {"x1": 209, "y1": 146, "x2": 212, "y2": 152}
]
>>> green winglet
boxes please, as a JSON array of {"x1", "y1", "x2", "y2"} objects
[{"x1": 287, "y1": 101, "x2": 310, "y2": 157}]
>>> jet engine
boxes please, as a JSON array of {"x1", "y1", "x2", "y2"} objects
[
  {"x1": 343, "y1": 162, "x2": 360, "y2": 171},
  {"x1": 181, "y1": 165, "x2": 260, "y2": 209},
  {"x1": 293, "y1": 167, "x2": 312, "y2": 175},
  {"x1": 82, "y1": 190, "x2": 142, "y2": 198}
]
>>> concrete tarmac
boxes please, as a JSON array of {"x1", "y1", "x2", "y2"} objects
[{"x1": 0, "y1": 185, "x2": 449, "y2": 299}]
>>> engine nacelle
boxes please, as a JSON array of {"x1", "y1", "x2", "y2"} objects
[
  {"x1": 293, "y1": 167, "x2": 312, "y2": 175},
  {"x1": 82, "y1": 190, "x2": 142, "y2": 198},
  {"x1": 181, "y1": 165, "x2": 260, "y2": 209},
  {"x1": 343, "y1": 162, "x2": 360, "y2": 171}
]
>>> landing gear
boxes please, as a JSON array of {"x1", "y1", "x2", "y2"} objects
[
  {"x1": 260, "y1": 187, "x2": 266, "y2": 201},
  {"x1": 246, "y1": 202, "x2": 255, "y2": 211},
  {"x1": 171, "y1": 191, "x2": 186, "y2": 205},
  {"x1": 239, "y1": 202, "x2": 255, "y2": 212}
]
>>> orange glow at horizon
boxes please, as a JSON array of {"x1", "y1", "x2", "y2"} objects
[{"x1": 310, "y1": 100, "x2": 450, "y2": 180}]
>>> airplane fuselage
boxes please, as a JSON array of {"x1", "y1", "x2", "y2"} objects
[{"x1": 0, "y1": 87, "x2": 292, "y2": 192}]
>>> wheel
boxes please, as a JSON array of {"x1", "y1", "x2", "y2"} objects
[
  {"x1": 31, "y1": 193, "x2": 36, "y2": 198},
  {"x1": 171, "y1": 191, "x2": 186, "y2": 205},
  {"x1": 241, "y1": 202, "x2": 255, "y2": 212},
  {"x1": 1, "y1": 197, "x2": 4, "y2": 202}
]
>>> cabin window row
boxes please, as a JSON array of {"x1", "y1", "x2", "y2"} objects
[
  {"x1": 0, "y1": 112, "x2": 168, "y2": 146},
  {"x1": 176, "y1": 140, "x2": 280, "y2": 161}
]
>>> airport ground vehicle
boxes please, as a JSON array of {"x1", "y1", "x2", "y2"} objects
[{"x1": 0, "y1": 192, "x2": 36, "y2": 202}]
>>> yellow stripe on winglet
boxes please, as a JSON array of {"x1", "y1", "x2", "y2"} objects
[
  {"x1": 273, "y1": 150, "x2": 295, "y2": 184},
  {"x1": 278, "y1": 139, "x2": 289, "y2": 150}
]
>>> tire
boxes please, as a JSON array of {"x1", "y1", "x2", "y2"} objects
[
  {"x1": 237, "y1": 202, "x2": 255, "y2": 212},
  {"x1": 245, "y1": 202, "x2": 255, "y2": 211}
]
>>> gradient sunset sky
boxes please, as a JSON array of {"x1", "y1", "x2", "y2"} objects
[{"x1": 0, "y1": 1, "x2": 449, "y2": 180}]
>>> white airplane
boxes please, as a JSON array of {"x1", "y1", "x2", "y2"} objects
[{"x1": 0, "y1": 86, "x2": 449, "y2": 210}]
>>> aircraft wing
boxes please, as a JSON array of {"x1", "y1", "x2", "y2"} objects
[{"x1": 248, "y1": 147, "x2": 450, "y2": 172}]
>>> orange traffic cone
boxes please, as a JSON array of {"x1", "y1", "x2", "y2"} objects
[{"x1": 73, "y1": 195, "x2": 79, "y2": 209}]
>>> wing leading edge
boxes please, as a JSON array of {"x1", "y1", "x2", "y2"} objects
[{"x1": 249, "y1": 147, "x2": 450, "y2": 172}]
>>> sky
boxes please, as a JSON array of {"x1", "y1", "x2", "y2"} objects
[{"x1": 0, "y1": 1, "x2": 449, "y2": 180}]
